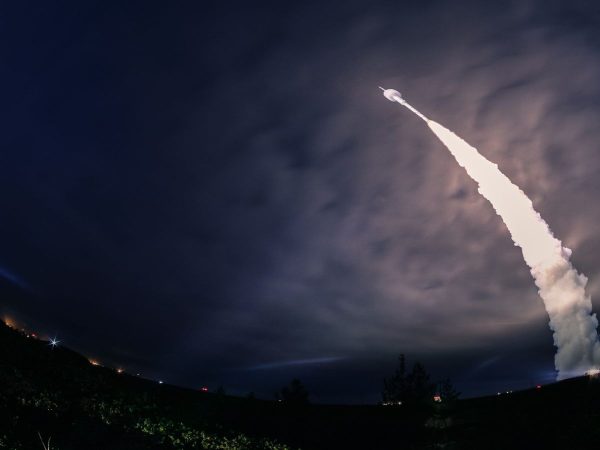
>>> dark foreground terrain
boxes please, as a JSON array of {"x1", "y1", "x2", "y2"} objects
[{"x1": 2, "y1": 320, "x2": 600, "y2": 450}]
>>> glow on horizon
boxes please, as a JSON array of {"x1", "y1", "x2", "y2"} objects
[
  {"x1": 244, "y1": 356, "x2": 345, "y2": 371},
  {"x1": 0, "y1": 266, "x2": 32, "y2": 292}
]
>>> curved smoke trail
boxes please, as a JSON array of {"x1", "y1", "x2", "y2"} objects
[{"x1": 422, "y1": 117, "x2": 600, "y2": 378}]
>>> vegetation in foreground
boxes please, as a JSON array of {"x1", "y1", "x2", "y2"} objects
[
  {"x1": 0, "y1": 321, "x2": 292, "y2": 450},
  {"x1": 4, "y1": 319, "x2": 600, "y2": 449}
]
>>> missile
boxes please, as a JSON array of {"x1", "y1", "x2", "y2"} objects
[
  {"x1": 379, "y1": 86, "x2": 428, "y2": 122},
  {"x1": 379, "y1": 86, "x2": 405, "y2": 104}
]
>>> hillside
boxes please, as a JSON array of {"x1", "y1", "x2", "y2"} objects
[
  {"x1": 2, "y1": 319, "x2": 600, "y2": 449},
  {"x1": 0, "y1": 319, "x2": 426, "y2": 449}
]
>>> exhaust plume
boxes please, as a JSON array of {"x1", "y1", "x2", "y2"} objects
[
  {"x1": 427, "y1": 120, "x2": 600, "y2": 378},
  {"x1": 393, "y1": 96, "x2": 600, "y2": 378}
]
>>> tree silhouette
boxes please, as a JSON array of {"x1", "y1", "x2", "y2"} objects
[
  {"x1": 382, "y1": 354, "x2": 407, "y2": 405},
  {"x1": 437, "y1": 378, "x2": 460, "y2": 405},
  {"x1": 407, "y1": 361, "x2": 434, "y2": 405},
  {"x1": 429, "y1": 378, "x2": 461, "y2": 428},
  {"x1": 279, "y1": 378, "x2": 309, "y2": 405},
  {"x1": 382, "y1": 355, "x2": 435, "y2": 408}
]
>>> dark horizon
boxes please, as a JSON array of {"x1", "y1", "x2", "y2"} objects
[{"x1": 1, "y1": 298, "x2": 557, "y2": 404}]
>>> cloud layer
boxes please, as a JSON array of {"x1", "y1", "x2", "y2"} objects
[{"x1": 2, "y1": 0, "x2": 600, "y2": 400}]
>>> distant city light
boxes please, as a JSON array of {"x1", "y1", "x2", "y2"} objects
[
  {"x1": 433, "y1": 395, "x2": 442, "y2": 402},
  {"x1": 159, "y1": 380, "x2": 164, "y2": 384},
  {"x1": 89, "y1": 360, "x2": 100, "y2": 366},
  {"x1": 116, "y1": 368, "x2": 124, "y2": 374},
  {"x1": 200, "y1": 386, "x2": 208, "y2": 392},
  {"x1": 49, "y1": 337, "x2": 60, "y2": 348}
]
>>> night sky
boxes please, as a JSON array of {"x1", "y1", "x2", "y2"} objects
[{"x1": 2, "y1": 0, "x2": 600, "y2": 403}]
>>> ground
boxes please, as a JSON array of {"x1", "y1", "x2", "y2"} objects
[{"x1": 2, "y1": 320, "x2": 600, "y2": 449}]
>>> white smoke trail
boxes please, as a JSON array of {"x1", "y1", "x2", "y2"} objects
[{"x1": 403, "y1": 102, "x2": 600, "y2": 378}]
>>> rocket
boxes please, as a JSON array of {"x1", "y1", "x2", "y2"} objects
[
  {"x1": 379, "y1": 87, "x2": 428, "y2": 122},
  {"x1": 379, "y1": 87, "x2": 405, "y2": 104}
]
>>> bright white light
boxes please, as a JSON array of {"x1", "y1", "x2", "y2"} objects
[
  {"x1": 49, "y1": 337, "x2": 60, "y2": 348},
  {"x1": 426, "y1": 120, "x2": 600, "y2": 378}
]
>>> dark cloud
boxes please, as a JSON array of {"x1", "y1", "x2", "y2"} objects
[{"x1": 1, "y1": 0, "x2": 600, "y2": 402}]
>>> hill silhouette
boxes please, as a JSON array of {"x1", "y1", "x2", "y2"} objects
[{"x1": 2, "y1": 318, "x2": 600, "y2": 449}]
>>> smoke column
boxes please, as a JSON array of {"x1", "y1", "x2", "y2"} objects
[{"x1": 398, "y1": 99, "x2": 600, "y2": 378}]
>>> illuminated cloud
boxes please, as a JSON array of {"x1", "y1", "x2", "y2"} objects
[{"x1": 2, "y1": 0, "x2": 600, "y2": 400}]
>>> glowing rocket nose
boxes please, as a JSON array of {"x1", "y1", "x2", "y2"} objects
[{"x1": 379, "y1": 87, "x2": 404, "y2": 103}]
